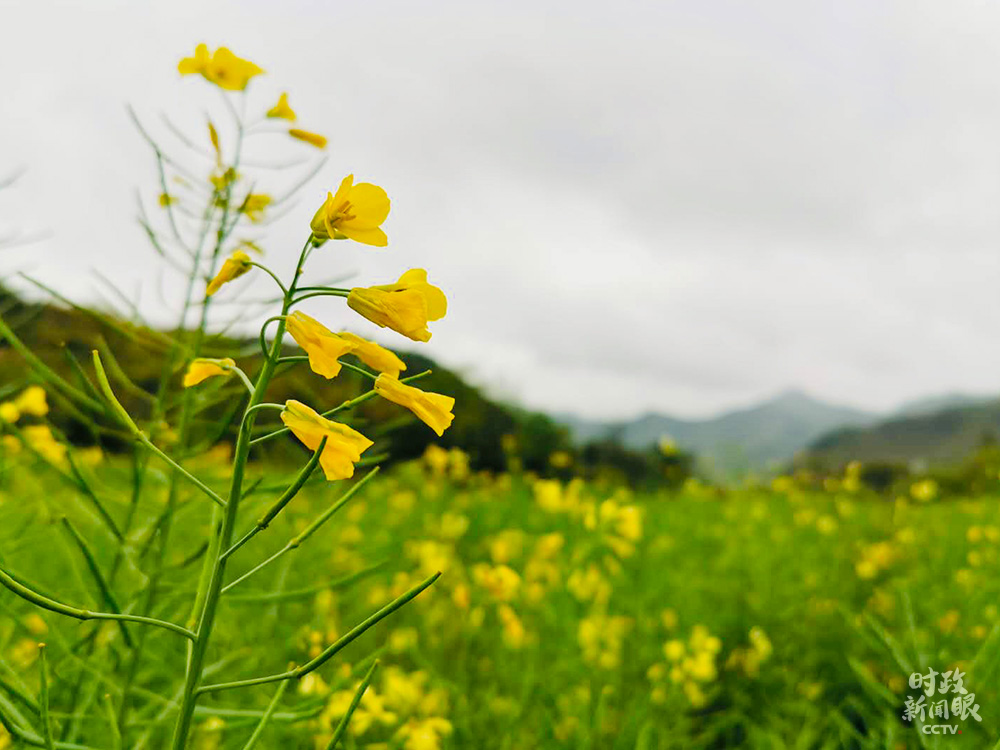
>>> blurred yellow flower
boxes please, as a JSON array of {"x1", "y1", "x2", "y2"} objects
[
  {"x1": 472, "y1": 564, "x2": 521, "y2": 601},
  {"x1": 338, "y1": 332, "x2": 406, "y2": 376},
  {"x1": 288, "y1": 128, "x2": 328, "y2": 149},
  {"x1": 310, "y1": 175, "x2": 389, "y2": 246},
  {"x1": 395, "y1": 717, "x2": 453, "y2": 750},
  {"x1": 183, "y1": 358, "x2": 236, "y2": 388},
  {"x1": 14, "y1": 386, "x2": 47, "y2": 417},
  {"x1": 549, "y1": 450, "x2": 572, "y2": 468},
  {"x1": 266, "y1": 92, "x2": 296, "y2": 121},
  {"x1": 498, "y1": 604, "x2": 526, "y2": 649},
  {"x1": 0, "y1": 402, "x2": 19, "y2": 423},
  {"x1": 286, "y1": 311, "x2": 355, "y2": 379},
  {"x1": 374, "y1": 374, "x2": 455, "y2": 436},
  {"x1": 242, "y1": 194, "x2": 271, "y2": 222},
  {"x1": 178, "y1": 44, "x2": 263, "y2": 91},
  {"x1": 664, "y1": 640, "x2": 685, "y2": 661},
  {"x1": 348, "y1": 269, "x2": 447, "y2": 342},
  {"x1": 280, "y1": 400, "x2": 373, "y2": 480},
  {"x1": 206, "y1": 251, "x2": 253, "y2": 296},
  {"x1": 910, "y1": 478, "x2": 938, "y2": 502},
  {"x1": 23, "y1": 425, "x2": 67, "y2": 467},
  {"x1": 423, "y1": 444, "x2": 450, "y2": 475}
]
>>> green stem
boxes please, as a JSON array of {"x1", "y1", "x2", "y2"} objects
[
  {"x1": 38, "y1": 645, "x2": 55, "y2": 750},
  {"x1": 239, "y1": 681, "x2": 288, "y2": 750},
  {"x1": 325, "y1": 660, "x2": 378, "y2": 749},
  {"x1": 0, "y1": 566, "x2": 196, "y2": 641},
  {"x1": 258, "y1": 316, "x2": 287, "y2": 358},
  {"x1": 288, "y1": 289, "x2": 349, "y2": 306},
  {"x1": 91, "y1": 351, "x2": 227, "y2": 508},
  {"x1": 248, "y1": 263, "x2": 288, "y2": 296},
  {"x1": 199, "y1": 573, "x2": 439, "y2": 695},
  {"x1": 221, "y1": 437, "x2": 327, "y2": 562},
  {"x1": 221, "y1": 468, "x2": 380, "y2": 594},
  {"x1": 168, "y1": 237, "x2": 312, "y2": 750}
]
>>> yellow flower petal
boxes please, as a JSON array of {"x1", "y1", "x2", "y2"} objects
[
  {"x1": 178, "y1": 44, "x2": 263, "y2": 91},
  {"x1": 374, "y1": 374, "x2": 455, "y2": 436},
  {"x1": 14, "y1": 386, "x2": 48, "y2": 417},
  {"x1": 289, "y1": 128, "x2": 328, "y2": 149},
  {"x1": 338, "y1": 332, "x2": 406, "y2": 377},
  {"x1": 183, "y1": 358, "x2": 236, "y2": 387},
  {"x1": 309, "y1": 176, "x2": 389, "y2": 246},
  {"x1": 280, "y1": 400, "x2": 373, "y2": 480},
  {"x1": 206, "y1": 251, "x2": 253, "y2": 296},
  {"x1": 347, "y1": 269, "x2": 446, "y2": 341},
  {"x1": 266, "y1": 92, "x2": 297, "y2": 121},
  {"x1": 286, "y1": 311, "x2": 357, "y2": 379}
]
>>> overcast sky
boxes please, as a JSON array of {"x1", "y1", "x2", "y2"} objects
[{"x1": 3, "y1": 0, "x2": 1000, "y2": 420}]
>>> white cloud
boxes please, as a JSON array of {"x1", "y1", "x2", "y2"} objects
[{"x1": 2, "y1": 0, "x2": 1000, "y2": 420}]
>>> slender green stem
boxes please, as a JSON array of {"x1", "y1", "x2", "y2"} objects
[
  {"x1": 248, "y1": 262, "x2": 288, "y2": 296},
  {"x1": 289, "y1": 289, "x2": 350, "y2": 306},
  {"x1": 199, "y1": 572, "x2": 439, "y2": 695},
  {"x1": 221, "y1": 468, "x2": 380, "y2": 594},
  {"x1": 38, "y1": 645, "x2": 55, "y2": 750},
  {"x1": 59, "y1": 519, "x2": 133, "y2": 648},
  {"x1": 91, "y1": 351, "x2": 226, "y2": 508},
  {"x1": 134, "y1": 437, "x2": 226, "y2": 508},
  {"x1": 221, "y1": 437, "x2": 327, "y2": 562},
  {"x1": 169, "y1": 236, "x2": 312, "y2": 750},
  {"x1": 0, "y1": 566, "x2": 196, "y2": 641},
  {"x1": 249, "y1": 370, "x2": 432, "y2": 446},
  {"x1": 338, "y1": 361, "x2": 377, "y2": 381},
  {"x1": 258, "y1": 316, "x2": 287, "y2": 358},
  {"x1": 239, "y1": 681, "x2": 288, "y2": 750},
  {"x1": 0, "y1": 315, "x2": 105, "y2": 414},
  {"x1": 325, "y1": 661, "x2": 378, "y2": 750},
  {"x1": 229, "y1": 366, "x2": 255, "y2": 395},
  {"x1": 102, "y1": 695, "x2": 122, "y2": 750}
]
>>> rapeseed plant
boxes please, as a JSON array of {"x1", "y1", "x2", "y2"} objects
[{"x1": 0, "y1": 42, "x2": 452, "y2": 749}]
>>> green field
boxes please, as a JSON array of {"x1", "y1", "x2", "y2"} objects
[{"x1": 2, "y1": 444, "x2": 998, "y2": 749}]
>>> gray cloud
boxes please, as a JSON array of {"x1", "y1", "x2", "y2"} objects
[{"x1": 2, "y1": 0, "x2": 1000, "y2": 420}]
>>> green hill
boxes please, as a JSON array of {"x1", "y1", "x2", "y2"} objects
[
  {"x1": 799, "y1": 399, "x2": 1000, "y2": 471},
  {"x1": 558, "y1": 389, "x2": 876, "y2": 477},
  {"x1": 0, "y1": 286, "x2": 534, "y2": 472}
]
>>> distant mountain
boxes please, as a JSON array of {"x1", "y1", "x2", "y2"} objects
[
  {"x1": 892, "y1": 392, "x2": 996, "y2": 418},
  {"x1": 557, "y1": 390, "x2": 877, "y2": 477},
  {"x1": 801, "y1": 398, "x2": 1000, "y2": 470}
]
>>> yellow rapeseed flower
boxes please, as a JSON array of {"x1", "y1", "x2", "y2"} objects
[
  {"x1": 183, "y1": 358, "x2": 236, "y2": 387},
  {"x1": 338, "y1": 332, "x2": 406, "y2": 376},
  {"x1": 178, "y1": 44, "x2": 263, "y2": 91},
  {"x1": 23, "y1": 425, "x2": 67, "y2": 467},
  {"x1": 289, "y1": 128, "x2": 328, "y2": 149},
  {"x1": 14, "y1": 386, "x2": 47, "y2": 417},
  {"x1": 285, "y1": 311, "x2": 356, "y2": 379},
  {"x1": 208, "y1": 121, "x2": 221, "y2": 163},
  {"x1": 310, "y1": 175, "x2": 389, "y2": 246},
  {"x1": 374, "y1": 374, "x2": 455, "y2": 436},
  {"x1": 242, "y1": 194, "x2": 271, "y2": 223},
  {"x1": 206, "y1": 251, "x2": 253, "y2": 296},
  {"x1": 395, "y1": 717, "x2": 453, "y2": 750},
  {"x1": 266, "y1": 92, "x2": 296, "y2": 121},
  {"x1": 280, "y1": 400, "x2": 373, "y2": 480},
  {"x1": 0, "y1": 403, "x2": 19, "y2": 423},
  {"x1": 347, "y1": 269, "x2": 447, "y2": 342}
]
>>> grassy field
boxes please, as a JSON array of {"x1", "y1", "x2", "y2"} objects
[{"x1": 1, "y1": 443, "x2": 999, "y2": 749}]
